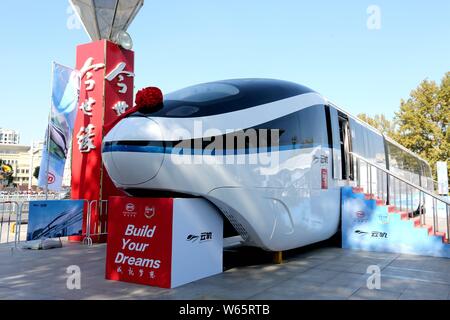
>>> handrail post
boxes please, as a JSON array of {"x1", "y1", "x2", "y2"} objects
[
  {"x1": 446, "y1": 204, "x2": 449, "y2": 243},
  {"x1": 83, "y1": 199, "x2": 93, "y2": 246},
  {"x1": 433, "y1": 198, "x2": 437, "y2": 236},
  {"x1": 366, "y1": 163, "x2": 369, "y2": 194},
  {"x1": 420, "y1": 191, "x2": 424, "y2": 227},
  {"x1": 14, "y1": 201, "x2": 24, "y2": 248},
  {"x1": 0, "y1": 203, "x2": 4, "y2": 242}
]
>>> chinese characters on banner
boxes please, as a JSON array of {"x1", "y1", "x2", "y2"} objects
[{"x1": 71, "y1": 40, "x2": 135, "y2": 240}]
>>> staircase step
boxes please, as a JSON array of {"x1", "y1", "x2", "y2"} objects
[
  {"x1": 395, "y1": 211, "x2": 409, "y2": 220},
  {"x1": 352, "y1": 187, "x2": 364, "y2": 193},
  {"x1": 435, "y1": 232, "x2": 447, "y2": 242},
  {"x1": 387, "y1": 205, "x2": 396, "y2": 213},
  {"x1": 413, "y1": 217, "x2": 421, "y2": 226},
  {"x1": 363, "y1": 193, "x2": 385, "y2": 205},
  {"x1": 421, "y1": 225, "x2": 433, "y2": 235}
]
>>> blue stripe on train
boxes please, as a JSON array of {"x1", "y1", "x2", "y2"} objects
[{"x1": 102, "y1": 143, "x2": 326, "y2": 155}]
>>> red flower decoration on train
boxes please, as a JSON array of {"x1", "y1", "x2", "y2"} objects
[{"x1": 135, "y1": 87, "x2": 163, "y2": 111}]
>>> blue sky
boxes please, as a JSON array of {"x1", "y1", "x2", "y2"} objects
[{"x1": 0, "y1": 1, "x2": 449, "y2": 145}]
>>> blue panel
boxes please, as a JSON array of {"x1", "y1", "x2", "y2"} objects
[{"x1": 341, "y1": 187, "x2": 450, "y2": 258}]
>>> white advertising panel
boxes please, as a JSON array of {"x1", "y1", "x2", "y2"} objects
[{"x1": 171, "y1": 198, "x2": 223, "y2": 288}]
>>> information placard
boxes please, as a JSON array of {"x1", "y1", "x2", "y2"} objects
[{"x1": 105, "y1": 197, "x2": 223, "y2": 288}]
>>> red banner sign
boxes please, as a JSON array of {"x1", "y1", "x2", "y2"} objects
[{"x1": 71, "y1": 40, "x2": 134, "y2": 239}]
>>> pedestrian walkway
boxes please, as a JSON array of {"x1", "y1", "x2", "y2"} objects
[{"x1": 0, "y1": 241, "x2": 449, "y2": 300}]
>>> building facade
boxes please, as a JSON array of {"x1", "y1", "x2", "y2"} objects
[
  {"x1": 0, "y1": 141, "x2": 71, "y2": 189},
  {"x1": 0, "y1": 128, "x2": 20, "y2": 145}
]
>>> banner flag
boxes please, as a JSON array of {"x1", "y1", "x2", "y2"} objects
[{"x1": 38, "y1": 62, "x2": 80, "y2": 191}]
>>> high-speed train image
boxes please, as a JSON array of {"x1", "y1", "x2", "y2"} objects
[{"x1": 102, "y1": 79, "x2": 433, "y2": 251}]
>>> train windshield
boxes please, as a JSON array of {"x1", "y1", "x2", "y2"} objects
[
  {"x1": 131, "y1": 79, "x2": 315, "y2": 118},
  {"x1": 165, "y1": 83, "x2": 240, "y2": 103}
]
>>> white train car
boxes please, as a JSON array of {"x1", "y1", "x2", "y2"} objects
[{"x1": 102, "y1": 79, "x2": 433, "y2": 251}]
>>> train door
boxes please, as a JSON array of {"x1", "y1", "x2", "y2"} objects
[{"x1": 338, "y1": 114, "x2": 353, "y2": 182}]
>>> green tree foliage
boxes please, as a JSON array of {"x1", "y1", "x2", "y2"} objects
[
  {"x1": 395, "y1": 72, "x2": 450, "y2": 182},
  {"x1": 356, "y1": 72, "x2": 449, "y2": 184},
  {"x1": 357, "y1": 113, "x2": 396, "y2": 138}
]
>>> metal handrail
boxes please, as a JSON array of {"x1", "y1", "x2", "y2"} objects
[
  {"x1": 350, "y1": 152, "x2": 450, "y2": 206},
  {"x1": 82, "y1": 199, "x2": 108, "y2": 246},
  {"x1": 350, "y1": 152, "x2": 449, "y2": 241}
]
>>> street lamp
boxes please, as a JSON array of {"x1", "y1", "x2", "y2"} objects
[{"x1": 69, "y1": 0, "x2": 144, "y2": 49}]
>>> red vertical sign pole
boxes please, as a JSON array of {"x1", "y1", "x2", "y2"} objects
[{"x1": 71, "y1": 40, "x2": 134, "y2": 242}]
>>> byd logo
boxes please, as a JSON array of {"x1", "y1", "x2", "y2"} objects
[
  {"x1": 356, "y1": 211, "x2": 365, "y2": 219},
  {"x1": 144, "y1": 206, "x2": 155, "y2": 219},
  {"x1": 47, "y1": 173, "x2": 55, "y2": 184},
  {"x1": 125, "y1": 203, "x2": 135, "y2": 212}
]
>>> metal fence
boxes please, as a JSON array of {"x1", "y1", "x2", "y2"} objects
[
  {"x1": 0, "y1": 194, "x2": 62, "y2": 202},
  {"x1": 0, "y1": 201, "x2": 22, "y2": 245},
  {"x1": 82, "y1": 200, "x2": 108, "y2": 246},
  {"x1": 0, "y1": 197, "x2": 109, "y2": 247}
]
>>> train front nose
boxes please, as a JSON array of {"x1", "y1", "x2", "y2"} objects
[{"x1": 102, "y1": 117, "x2": 164, "y2": 186}]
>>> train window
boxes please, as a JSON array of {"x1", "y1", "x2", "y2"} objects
[
  {"x1": 165, "y1": 83, "x2": 240, "y2": 103},
  {"x1": 387, "y1": 140, "x2": 426, "y2": 186},
  {"x1": 297, "y1": 105, "x2": 328, "y2": 147},
  {"x1": 165, "y1": 105, "x2": 200, "y2": 117},
  {"x1": 258, "y1": 105, "x2": 328, "y2": 148},
  {"x1": 254, "y1": 112, "x2": 300, "y2": 148},
  {"x1": 350, "y1": 119, "x2": 385, "y2": 166}
]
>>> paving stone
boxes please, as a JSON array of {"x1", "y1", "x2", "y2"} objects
[
  {"x1": 349, "y1": 288, "x2": 401, "y2": 300},
  {"x1": 292, "y1": 268, "x2": 341, "y2": 284}
]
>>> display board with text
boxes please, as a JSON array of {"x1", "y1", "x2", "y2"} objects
[{"x1": 105, "y1": 197, "x2": 223, "y2": 288}]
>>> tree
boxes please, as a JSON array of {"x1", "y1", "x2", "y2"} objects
[
  {"x1": 394, "y1": 72, "x2": 450, "y2": 182},
  {"x1": 357, "y1": 113, "x2": 396, "y2": 138}
]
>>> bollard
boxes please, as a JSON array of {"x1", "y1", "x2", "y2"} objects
[{"x1": 273, "y1": 251, "x2": 283, "y2": 264}]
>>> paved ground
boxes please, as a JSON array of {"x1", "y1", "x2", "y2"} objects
[{"x1": 0, "y1": 241, "x2": 450, "y2": 300}]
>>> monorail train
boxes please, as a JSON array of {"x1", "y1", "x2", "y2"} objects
[{"x1": 102, "y1": 79, "x2": 433, "y2": 251}]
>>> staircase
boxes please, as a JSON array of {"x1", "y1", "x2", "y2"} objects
[
  {"x1": 342, "y1": 153, "x2": 450, "y2": 258},
  {"x1": 352, "y1": 186, "x2": 448, "y2": 244}
]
